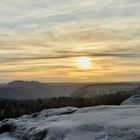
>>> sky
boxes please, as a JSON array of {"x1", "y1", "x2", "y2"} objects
[{"x1": 0, "y1": 0, "x2": 140, "y2": 83}]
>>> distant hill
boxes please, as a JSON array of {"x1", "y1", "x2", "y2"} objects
[
  {"x1": 0, "y1": 81, "x2": 83, "y2": 99},
  {"x1": 0, "y1": 81, "x2": 51, "y2": 99},
  {"x1": 0, "y1": 81, "x2": 139, "y2": 99},
  {"x1": 71, "y1": 82, "x2": 140, "y2": 97}
]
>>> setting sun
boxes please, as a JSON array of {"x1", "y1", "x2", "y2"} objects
[{"x1": 76, "y1": 56, "x2": 91, "y2": 70}]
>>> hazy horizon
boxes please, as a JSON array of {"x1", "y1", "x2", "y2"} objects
[
  {"x1": 0, "y1": 0, "x2": 140, "y2": 83},
  {"x1": 0, "y1": 80, "x2": 140, "y2": 85}
]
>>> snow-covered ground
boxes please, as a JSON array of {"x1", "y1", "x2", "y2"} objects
[
  {"x1": 0, "y1": 133, "x2": 18, "y2": 140},
  {"x1": 0, "y1": 97, "x2": 140, "y2": 140}
]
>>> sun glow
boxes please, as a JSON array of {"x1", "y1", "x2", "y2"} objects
[{"x1": 76, "y1": 56, "x2": 91, "y2": 70}]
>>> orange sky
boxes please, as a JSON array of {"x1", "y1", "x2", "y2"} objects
[{"x1": 0, "y1": 0, "x2": 140, "y2": 82}]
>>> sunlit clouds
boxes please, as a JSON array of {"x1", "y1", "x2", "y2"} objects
[{"x1": 0, "y1": 0, "x2": 140, "y2": 82}]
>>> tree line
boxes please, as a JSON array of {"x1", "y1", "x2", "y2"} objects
[{"x1": 0, "y1": 87, "x2": 139, "y2": 120}]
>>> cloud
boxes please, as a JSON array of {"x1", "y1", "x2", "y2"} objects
[
  {"x1": 0, "y1": 0, "x2": 140, "y2": 30},
  {"x1": 0, "y1": 0, "x2": 140, "y2": 82}
]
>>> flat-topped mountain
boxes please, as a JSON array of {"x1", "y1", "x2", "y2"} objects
[
  {"x1": 0, "y1": 81, "x2": 51, "y2": 99},
  {"x1": 5, "y1": 80, "x2": 43, "y2": 87}
]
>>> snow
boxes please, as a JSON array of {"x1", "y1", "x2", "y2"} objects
[
  {"x1": 121, "y1": 94, "x2": 140, "y2": 105},
  {"x1": 0, "y1": 133, "x2": 17, "y2": 140},
  {"x1": 0, "y1": 104, "x2": 140, "y2": 140}
]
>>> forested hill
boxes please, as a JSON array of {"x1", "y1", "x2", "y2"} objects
[{"x1": 0, "y1": 86, "x2": 139, "y2": 120}]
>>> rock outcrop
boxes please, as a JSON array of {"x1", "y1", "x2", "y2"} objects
[
  {"x1": 0, "y1": 105, "x2": 140, "y2": 140},
  {"x1": 121, "y1": 94, "x2": 140, "y2": 105}
]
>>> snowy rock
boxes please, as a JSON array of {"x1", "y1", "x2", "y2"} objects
[
  {"x1": 0, "y1": 106, "x2": 140, "y2": 140},
  {"x1": 0, "y1": 133, "x2": 18, "y2": 140},
  {"x1": 121, "y1": 95, "x2": 140, "y2": 105}
]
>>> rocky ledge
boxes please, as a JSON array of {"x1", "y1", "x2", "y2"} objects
[{"x1": 0, "y1": 96, "x2": 140, "y2": 140}]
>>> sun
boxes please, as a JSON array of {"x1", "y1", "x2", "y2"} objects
[{"x1": 76, "y1": 56, "x2": 91, "y2": 70}]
